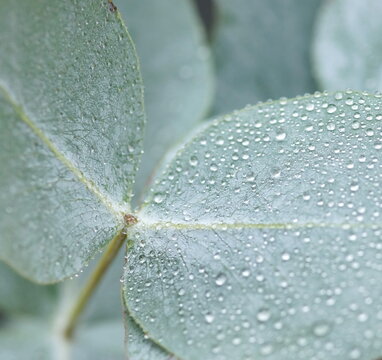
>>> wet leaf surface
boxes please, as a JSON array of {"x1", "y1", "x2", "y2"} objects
[
  {"x1": 0, "y1": 0, "x2": 145, "y2": 283},
  {"x1": 124, "y1": 91, "x2": 382, "y2": 359}
]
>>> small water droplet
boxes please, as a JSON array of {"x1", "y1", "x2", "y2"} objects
[
  {"x1": 189, "y1": 155, "x2": 198, "y2": 167},
  {"x1": 153, "y1": 193, "x2": 165, "y2": 204},
  {"x1": 204, "y1": 313, "x2": 214, "y2": 324},
  {"x1": 257, "y1": 308, "x2": 271, "y2": 322},
  {"x1": 312, "y1": 322, "x2": 331, "y2": 337},
  {"x1": 275, "y1": 132, "x2": 286, "y2": 141},
  {"x1": 271, "y1": 168, "x2": 281, "y2": 178},
  {"x1": 215, "y1": 273, "x2": 227, "y2": 286}
]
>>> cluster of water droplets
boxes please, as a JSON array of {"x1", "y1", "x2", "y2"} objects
[{"x1": 126, "y1": 91, "x2": 382, "y2": 359}]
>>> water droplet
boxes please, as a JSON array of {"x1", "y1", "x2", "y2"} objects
[
  {"x1": 210, "y1": 163, "x2": 218, "y2": 172},
  {"x1": 271, "y1": 168, "x2": 281, "y2": 178},
  {"x1": 312, "y1": 322, "x2": 331, "y2": 337},
  {"x1": 153, "y1": 193, "x2": 164, "y2": 204},
  {"x1": 351, "y1": 121, "x2": 360, "y2": 129},
  {"x1": 275, "y1": 132, "x2": 286, "y2": 141},
  {"x1": 241, "y1": 269, "x2": 251, "y2": 277},
  {"x1": 350, "y1": 182, "x2": 359, "y2": 192},
  {"x1": 204, "y1": 313, "x2": 214, "y2": 324},
  {"x1": 232, "y1": 337, "x2": 242, "y2": 345},
  {"x1": 349, "y1": 348, "x2": 361, "y2": 359},
  {"x1": 281, "y1": 252, "x2": 290, "y2": 261},
  {"x1": 327, "y1": 104, "x2": 337, "y2": 113},
  {"x1": 189, "y1": 155, "x2": 198, "y2": 167},
  {"x1": 215, "y1": 273, "x2": 227, "y2": 286},
  {"x1": 257, "y1": 308, "x2": 271, "y2": 322},
  {"x1": 260, "y1": 343, "x2": 274, "y2": 355}
]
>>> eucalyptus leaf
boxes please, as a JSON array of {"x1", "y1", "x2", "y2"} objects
[
  {"x1": 0, "y1": 252, "x2": 125, "y2": 359},
  {"x1": 0, "y1": 262, "x2": 56, "y2": 316},
  {"x1": 0, "y1": 0, "x2": 145, "y2": 283},
  {"x1": 0, "y1": 317, "x2": 124, "y2": 360},
  {"x1": 313, "y1": 0, "x2": 382, "y2": 92},
  {"x1": 124, "y1": 91, "x2": 382, "y2": 359},
  {"x1": 125, "y1": 309, "x2": 176, "y2": 360},
  {"x1": 0, "y1": 317, "x2": 51, "y2": 360},
  {"x1": 117, "y1": 0, "x2": 214, "y2": 202},
  {"x1": 212, "y1": 0, "x2": 321, "y2": 115}
]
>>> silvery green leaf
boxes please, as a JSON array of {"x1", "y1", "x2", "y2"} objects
[
  {"x1": 124, "y1": 91, "x2": 382, "y2": 359},
  {"x1": 125, "y1": 310, "x2": 176, "y2": 360},
  {"x1": 313, "y1": 0, "x2": 382, "y2": 92},
  {"x1": 0, "y1": 317, "x2": 124, "y2": 360},
  {"x1": 0, "y1": 0, "x2": 145, "y2": 283}
]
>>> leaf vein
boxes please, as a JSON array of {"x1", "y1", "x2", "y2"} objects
[
  {"x1": 140, "y1": 220, "x2": 382, "y2": 231},
  {"x1": 0, "y1": 84, "x2": 121, "y2": 220}
]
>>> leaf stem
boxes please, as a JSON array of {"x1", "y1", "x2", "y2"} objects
[{"x1": 63, "y1": 215, "x2": 137, "y2": 340}]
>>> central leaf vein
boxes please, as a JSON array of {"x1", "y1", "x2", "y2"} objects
[{"x1": 139, "y1": 220, "x2": 381, "y2": 231}]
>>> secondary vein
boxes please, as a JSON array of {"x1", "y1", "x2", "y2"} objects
[{"x1": 0, "y1": 84, "x2": 120, "y2": 219}]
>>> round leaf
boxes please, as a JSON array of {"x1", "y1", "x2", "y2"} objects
[
  {"x1": 124, "y1": 91, "x2": 382, "y2": 359},
  {"x1": 313, "y1": 0, "x2": 382, "y2": 92},
  {"x1": 0, "y1": 0, "x2": 145, "y2": 283}
]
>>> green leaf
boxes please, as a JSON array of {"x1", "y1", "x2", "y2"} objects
[
  {"x1": 125, "y1": 310, "x2": 176, "y2": 360},
  {"x1": 0, "y1": 317, "x2": 52, "y2": 360},
  {"x1": 0, "y1": 262, "x2": 56, "y2": 316},
  {"x1": 124, "y1": 91, "x2": 382, "y2": 359},
  {"x1": 0, "y1": 317, "x2": 124, "y2": 360},
  {"x1": 212, "y1": 0, "x2": 321, "y2": 115},
  {"x1": 313, "y1": 0, "x2": 382, "y2": 92},
  {"x1": 0, "y1": 253, "x2": 125, "y2": 359},
  {"x1": 117, "y1": 0, "x2": 214, "y2": 202},
  {"x1": 0, "y1": 0, "x2": 145, "y2": 283}
]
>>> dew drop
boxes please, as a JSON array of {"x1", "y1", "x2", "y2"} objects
[
  {"x1": 210, "y1": 163, "x2": 218, "y2": 172},
  {"x1": 260, "y1": 343, "x2": 274, "y2": 355},
  {"x1": 257, "y1": 308, "x2": 271, "y2": 322},
  {"x1": 215, "y1": 273, "x2": 227, "y2": 286},
  {"x1": 327, "y1": 104, "x2": 337, "y2": 113},
  {"x1": 241, "y1": 269, "x2": 251, "y2": 277},
  {"x1": 312, "y1": 322, "x2": 331, "y2": 337},
  {"x1": 204, "y1": 313, "x2": 214, "y2": 324},
  {"x1": 189, "y1": 155, "x2": 199, "y2": 167},
  {"x1": 271, "y1": 168, "x2": 281, "y2": 178},
  {"x1": 275, "y1": 132, "x2": 287, "y2": 141},
  {"x1": 153, "y1": 193, "x2": 165, "y2": 204}
]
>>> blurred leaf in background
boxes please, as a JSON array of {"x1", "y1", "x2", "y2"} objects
[
  {"x1": 313, "y1": 0, "x2": 382, "y2": 92},
  {"x1": 211, "y1": 0, "x2": 322, "y2": 115},
  {"x1": 117, "y1": 0, "x2": 214, "y2": 203}
]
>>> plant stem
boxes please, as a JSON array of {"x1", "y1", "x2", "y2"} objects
[{"x1": 63, "y1": 227, "x2": 128, "y2": 340}]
